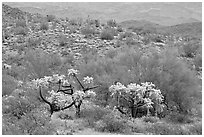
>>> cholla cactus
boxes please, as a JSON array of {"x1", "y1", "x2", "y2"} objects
[
  {"x1": 32, "y1": 78, "x2": 49, "y2": 88},
  {"x1": 52, "y1": 74, "x2": 66, "y2": 82},
  {"x1": 67, "y1": 69, "x2": 78, "y2": 76},
  {"x1": 29, "y1": 71, "x2": 98, "y2": 116},
  {"x1": 109, "y1": 81, "x2": 165, "y2": 118},
  {"x1": 72, "y1": 90, "x2": 85, "y2": 100},
  {"x1": 83, "y1": 76, "x2": 94, "y2": 84},
  {"x1": 47, "y1": 90, "x2": 73, "y2": 108},
  {"x1": 109, "y1": 82, "x2": 126, "y2": 96},
  {"x1": 85, "y1": 90, "x2": 96, "y2": 98}
]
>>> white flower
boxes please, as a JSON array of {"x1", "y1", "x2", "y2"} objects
[
  {"x1": 86, "y1": 90, "x2": 96, "y2": 96},
  {"x1": 72, "y1": 90, "x2": 85, "y2": 100},
  {"x1": 52, "y1": 74, "x2": 65, "y2": 82},
  {"x1": 143, "y1": 98, "x2": 154, "y2": 108},
  {"x1": 62, "y1": 79, "x2": 70, "y2": 86},
  {"x1": 83, "y1": 76, "x2": 94, "y2": 84},
  {"x1": 67, "y1": 69, "x2": 78, "y2": 76}
]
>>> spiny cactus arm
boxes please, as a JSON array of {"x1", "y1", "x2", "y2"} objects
[
  {"x1": 73, "y1": 73, "x2": 85, "y2": 90},
  {"x1": 60, "y1": 101, "x2": 75, "y2": 111},
  {"x1": 119, "y1": 94, "x2": 131, "y2": 102},
  {"x1": 83, "y1": 85, "x2": 100, "y2": 92},
  {"x1": 39, "y1": 86, "x2": 52, "y2": 106},
  {"x1": 61, "y1": 84, "x2": 73, "y2": 88},
  {"x1": 58, "y1": 88, "x2": 74, "y2": 95},
  {"x1": 116, "y1": 106, "x2": 127, "y2": 115},
  {"x1": 56, "y1": 80, "x2": 61, "y2": 92}
]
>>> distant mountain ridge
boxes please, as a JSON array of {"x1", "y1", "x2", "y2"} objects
[
  {"x1": 2, "y1": 3, "x2": 202, "y2": 39},
  {"x1": 4, "y1": 2, "x2": 202, "y2": 26},
  {"x1": 120, "y1": 19, "x2": 202, "y2": 38}
]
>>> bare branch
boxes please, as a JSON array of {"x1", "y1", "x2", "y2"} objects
[
  {"x1": 83, "y1": 85, "x2": 100, "y2": 92},
  {"x1": 39, "y1": 86, "x2": 52, "y2": 106},
  {"x1": 58, "y1": 88, "x2": 74, "y2": 95},
  {"x1": 72, "y1": 73, "x2": 85, "y2": 90},
  {"x1": 60, "y1": 101, "x2": 75, "y2": 111}
]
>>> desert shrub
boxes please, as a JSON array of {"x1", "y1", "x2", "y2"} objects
[
  {"x1": 16, "y1": 35, "x2": 25, "y2": 43},
  {"x1": 119, "y1": 32, "x2": 133, "y2": 40},
  {"x1": 29, "y1": 22, "x2": 36, "y2": 31},
  {"x1": 26, "y1": 37, "x2": 42, "y2": 48},
  {"x1": 158, "y1": 47, "x2": 200, "y2": 113},
  {"x1": 145, "y1": 122, "x2": 182, "y2": 135},
  {"x1": 61, "y1": 53, "x2": 75, "y2": 66},
  {"x1": 69, "y1": 18, "x2": 78, "y2": 26},
  {"x1": 132, "y1": 27, "x2": 144, "y2": 34},
  {"x1": 15, "y1": 20, "x2": 27, "y2": 28},
  {"x1": 194, "y1": 53, "x2": 202, "y2": 71},
  {"x1": 182, "y1": 41, "x2": 200, "y2": 58},
  {"x1": 165, "y1": 112, "x2": 194, "y2": 124},
  {"x1": 48, "y1": 53, "x2": 62, "y2": 70},
  {"x1": 24, "y1": 49, "x2": 52, "y2": 78},
  {"x1": 2, "y1": 74, "x2": 18, "y2": 96},
  {"x1": 126, "y1": 37, "x2": 138, "y2": 45},
  {"x1": 78, "y1": 46, "x2": 200, "y2": 114},
  {"x1": 117, "y1": 25, "x2": 123, "y2": 32},
  {"x1": 40, "y1": 22, "x2": 49, "y2": 31},
  {"x1": 2, "y1": 89, "x2": 35, "y2": 120},
  {"x1": 105, "y1": 48, "x2": 118, "y2": 59},
  {"x1": 80, "y1": 101, "x2": 111, "y2": 127},
  {"x1": 100, "y1": 29, "x2": 114, "y2": 40},
  {"x1": 81, "y1": 26, "x2": 96, "y2": 37},
  {"x1": 126, "y1": 118, "x2": 147, "y2": 133},
  {"x1": 68, "y1": 26, "x2": 77, "y2": 33},
  {"x1": 95, "y1": 19, "x2": 100, "y2": 27},
  {"x1": 107, "y1": 19, "x2": 117, "y2": 27},
  {"x1": 3, "y1": 30, "x2": 10, "y2": 40},
  {"x1": 46, "y1": 14, "x2": 55, "y2": 22},
  {"x1": 142, "y1": 116, "x2": 160, "y2": 123},
  {"x1": 3, "y1": 105, "x2": 54, "y2": 135},
  {"x1": 14, "y1": 26, "x2": 28, "y2": 36},
  {"x1": 187, "y1": 122, "x2": 202, "y2": 135},
  {"x1": 4, "y1": 50, "x2": 23, "y2": 66},
  {"x1": 95, "y1": 111, "x2": 129, "y2": 133},
  {"x1": 58, "y1": 34, "x2": 68, "y2": 46}
]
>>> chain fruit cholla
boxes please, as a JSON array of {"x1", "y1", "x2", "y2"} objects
[{"x1": 109, "y1": 82, "x2": 165, "y2": 118}]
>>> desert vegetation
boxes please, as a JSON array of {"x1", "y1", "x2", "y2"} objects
[{"x1": 2, "y1": 3, "x2": 202, "y2": 135}]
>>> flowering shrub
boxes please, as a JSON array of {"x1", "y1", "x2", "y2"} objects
[{"x1": 109, "y1": 82, "x2": 165, "y2": 118}]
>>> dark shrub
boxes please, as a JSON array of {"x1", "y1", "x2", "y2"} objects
[
  {"x1": 96, "y1": 112, "x2": 129, "y2": 133},
  {"x1": 58, "y1": 34, "x2": 68, "y2": 46},
  {"x1": 182, "y1": 41, "x2": 200, "y2": 58},
  {"x1": 81, "y1": 26, "x2": 96, "y2": 37},
  {"x1": 80, "y1": 102, "x2": 111, "y2": 127},
  {"x1": 165, "y1": 112, "x2": 194, "y2": 124},
  {"x1": 194, "y1": 53, "x2": 202, "y2": 71},
  {"x1": 26, "y1": 37, "x2": 42, "y2": 48},
  {"x1": 100, "y1": 29, "x2": 114, "y2": 40},
  {"x1": 46, "y1": 15, "x2": 55, "y2": 22},
  {"x1": 107, "y1": 19, "x2": 117, "y2": 27},
  {"x1": 2, "y1": 74, "x2": 17, "y2": 96},
  {"x1": 15, "y1": 20, "x2": 27, "y2": 28},
  {"x1": 14, "y1": 27, "x2": 28, "y2": 36},
  {"x1": 24, "y1": 49, "x2": 52, "y2": 78},
  {"x1": 77, "y1": 46, "x2": 200, "y2": 114},
  {"x1": 119, "y1": 32, "x2": 133, "y2": 40},
  {"x1": 40, "y1": 22, "x2": 49, "y2": 31},
  {"x1": 142, "y1": 116, "x2": 159, "y2": 123}
]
